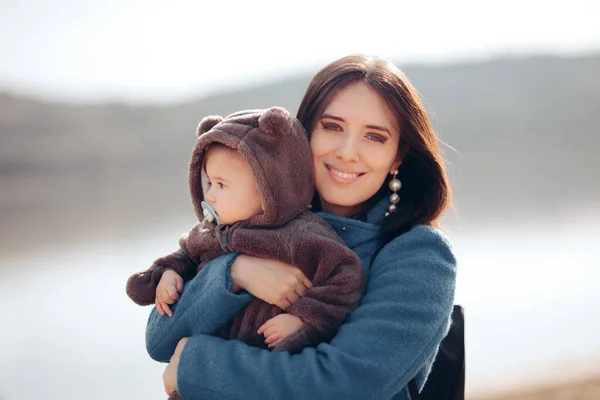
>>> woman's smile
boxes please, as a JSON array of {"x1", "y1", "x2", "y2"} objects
[{"x1": 325, "y1": 164, "x2": 365, "y2": 184}]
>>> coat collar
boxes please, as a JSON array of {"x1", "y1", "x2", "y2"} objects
[{"x1": 317, "y1": 198, "x2": 388, "y2": 249}]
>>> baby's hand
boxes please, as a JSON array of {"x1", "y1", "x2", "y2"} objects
[
  {"x1": 155, "y1": 270, "x2": 183, "y2": 317},
  {"x1": 257, "y1": 314, "x2": 304, "y2": 348}
]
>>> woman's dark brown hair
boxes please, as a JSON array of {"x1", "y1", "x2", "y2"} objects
[{"x1": 297, "y1": 55, "x2": 451, "y2": 240}]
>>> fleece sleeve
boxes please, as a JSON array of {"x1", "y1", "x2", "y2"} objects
[
  {"x1": 125, "y1": 230, "x2": 200, "y2": 306},
  {"x1": 145, "y1": 252, "x2": 253, "y2": 362},
  {"x1": 272, "y1": 232, "x2": 366, "y2": 353},
  {"x1": 175, "y1": 226, "x2": 457, "y2": 400}
]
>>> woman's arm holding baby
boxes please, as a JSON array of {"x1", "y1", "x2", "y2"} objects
[
  {"x1": 145, "y1": 252, "x2": 312, "y2": 362},
  {"x1": 145, "y1": 252, "x2": 251, "y2": 362}
]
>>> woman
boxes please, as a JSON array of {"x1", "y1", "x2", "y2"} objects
[{"x1": 151, "y1": 54, "x2": 457, "y2": 399}]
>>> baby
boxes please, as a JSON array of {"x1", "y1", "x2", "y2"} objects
[{"x1": 126, "y1": 107, "x2": 365, "y2": 355}]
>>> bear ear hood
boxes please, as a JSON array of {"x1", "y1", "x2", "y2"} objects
[
  {"x1": 197, "y1": 115, "x2": 223, "y2": 136},
  {"x1": 188, "y1": 106, "x2": 315, "y2": 228},
  {"x1": 258, "y1": 107, "x2": 293, "y2": 135}
]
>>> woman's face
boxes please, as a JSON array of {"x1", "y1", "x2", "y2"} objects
[{"x1": 310, "y1": 81, "x2": 402, "y2": 217}]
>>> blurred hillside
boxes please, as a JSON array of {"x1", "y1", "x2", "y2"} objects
[{"x1": 1, "y1": 53, "x2": 599, "y2": 254}]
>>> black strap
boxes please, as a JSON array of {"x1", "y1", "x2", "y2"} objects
[{"x1": 408, "y1": 378, "x2": 420, "y2": 400}]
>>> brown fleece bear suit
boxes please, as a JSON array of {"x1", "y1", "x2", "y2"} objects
[{"x1": 126, "y1": 107, "x2": 365, "y2": 357}]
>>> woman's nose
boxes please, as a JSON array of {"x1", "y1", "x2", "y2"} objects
[{"x1": 334, "y1": 136, "x2": 360, "y2": 162}]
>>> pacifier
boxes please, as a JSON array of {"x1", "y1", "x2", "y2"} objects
[{"x1": 201, "y1": 201, "x2": 220, "y2": 226}]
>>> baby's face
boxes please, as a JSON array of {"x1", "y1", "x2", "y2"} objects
[{"x1": 203, "y1": 145, "x2": 263, "y2": 226}]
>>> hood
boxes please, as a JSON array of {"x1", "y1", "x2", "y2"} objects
[{"x1": 188, "y1": 106, "x2": 314, "y2": 228}]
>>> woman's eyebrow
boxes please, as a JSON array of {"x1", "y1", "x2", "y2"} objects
[
  {"x1": 322, "y1": 113, "x2": 391, "y2": 135},
  {"x1": 321, "y1": 113, "x2": 345, "y2": 122},
  {"x1": 365, "y1": 124, "x2": 391, "y2": 135}
]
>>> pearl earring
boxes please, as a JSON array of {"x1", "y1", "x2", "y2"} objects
[{"x1": 385, "y1": 169, "x2": 401, "y2": 217}]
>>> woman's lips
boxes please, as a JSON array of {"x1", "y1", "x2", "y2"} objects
[{"x1": 325, "y1": 164, "x2": 364, "y2": 184}]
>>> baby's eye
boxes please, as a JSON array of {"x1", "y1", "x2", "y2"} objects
[{"x1": 218, "y1": 182, "x2": 225, "y2": 189}]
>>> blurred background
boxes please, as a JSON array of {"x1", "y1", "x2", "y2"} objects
[{"x1": 1, "y1": 1, "x2": 599, "y2": 399}]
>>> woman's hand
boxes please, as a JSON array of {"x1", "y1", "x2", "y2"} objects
[
  {"x1": 163, "y1": 337, "x2": 189, "y2": 396},
  {"x1": 230, "y1": 255, "x2": 313, "y2": 310}
]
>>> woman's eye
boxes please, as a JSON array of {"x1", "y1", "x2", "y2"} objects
[
  {"x1": 322, "y1": 122, "x2": 342, "y2": 132},
  {"x1": 366, "y1": 134, "x2": 386, "y2": 143}
]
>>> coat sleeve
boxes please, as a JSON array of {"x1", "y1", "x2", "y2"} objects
[
  {"x1": 145, "y1": 252, "x2": 253, "y2": 362},
  {"x1": 175, "y1": 226, "x2": 457, "y2": 400},
  {"x1": 125, "y1": 227, "x2": 200, "y2": 306},
  {"x1": 272, "y1": 228, "x2": 366, "y2": 352}
]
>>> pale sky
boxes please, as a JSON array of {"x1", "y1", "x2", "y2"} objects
[{"x1": 1, "y1": 0, "x2": 598, "y2": 104}]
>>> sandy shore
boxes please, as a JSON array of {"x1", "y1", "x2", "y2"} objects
[{"x1": 473, "y1": 374, "x2": 600, "y2": 400}]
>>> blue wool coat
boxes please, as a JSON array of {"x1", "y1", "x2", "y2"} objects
[{"x1": 145, "y1": 199, "x2": 457, "y2": 400}]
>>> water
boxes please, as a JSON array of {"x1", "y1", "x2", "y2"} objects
[
  {"x1": 0, "y1": 223, "x2": 598, "y2": 399},
  {"x1": 451, "y1": 223, "x2": 600, "y2": 393}
]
